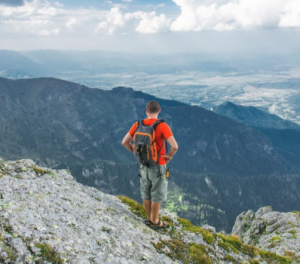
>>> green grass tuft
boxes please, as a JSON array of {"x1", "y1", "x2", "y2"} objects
[
  {"x1": 151, "y1": 239, "x2": 213, "y2": 264},
  {"x1": 249, "y1": 259, "x2": 260, "y2": 264},
  {"x1": 292, "y1": 211, "x2": 300, "y2": 217},
  {"x1": 284, "y1": 251, "x2": 298, "y2": 261},
  {"x1": 117, "y1": 196, "x2": 147, "y2": 219},
  {"x1": 240, "y1": 244, "x2": 259, "y2": 257},
  {"x1": 177, "y1": 217, "x2": 215, "y2": 244},
  {"x1": 35, "y1": 243, "x2": 63, "y2": 264},
  {"x1": 224, "y1": 255, "x2": 238, "y2": 263},
  {"x1": 259, "y1": 250, "x2": 292, "y2": 264},
  {"x1": 33, "y1": 166, "x2": 50, "y2": 176},
  {"x1": 189, "y1": 243, "x2": 213, "y2": 264}
]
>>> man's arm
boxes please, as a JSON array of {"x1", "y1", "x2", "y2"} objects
[
  {"x1": 161, "y1": 136, "x2": 178, "y2": 164},
  {"x1": 121, "y1": 133, "x2": 134, "y2": 153}
]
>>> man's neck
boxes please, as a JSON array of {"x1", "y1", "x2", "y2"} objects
[{"x1": 147, "y1": 114, "x2": 158, "y2": 119}]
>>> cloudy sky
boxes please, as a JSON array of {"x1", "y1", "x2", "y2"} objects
[{"x1": 0, "y1": 0, "x2": 300, "y2": 53}]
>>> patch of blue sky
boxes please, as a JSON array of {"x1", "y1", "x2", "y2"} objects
[
  {"x1": 50, "y1": 0, "x2": 175, "y2": 8},
  {"x1": 50, "y1": 0, "x2": 179, "y2": 17}
]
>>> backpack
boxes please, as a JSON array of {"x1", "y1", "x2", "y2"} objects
[{"x1": 134, "y1": 119, "x2": 165, "y2": 167}]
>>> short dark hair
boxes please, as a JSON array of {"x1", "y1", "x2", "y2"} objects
[{"x1": 146, "y1": 100, "x2": 160, "y2": 114}]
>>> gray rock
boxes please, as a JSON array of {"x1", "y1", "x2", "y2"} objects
[
  {"x1": 202, "y1": 224, "x2": 216, "y2": 233},
  {"x1": 0, "y1": 159, "x2": 298, "y2": 264},
  {"x1": 232, "y1": 206, "x2": 300, "y2": 258},
  {"x1": 10, "y1": 238, "x2": 28, "y2": 256},
  {"x1": 0, "y1": 251, "x2": 8, "y2": 260}
]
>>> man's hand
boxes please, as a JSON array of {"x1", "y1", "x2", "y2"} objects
[
  {"x1": 122, "y1": 133, "x2": 134, "y2": 153},
  {"x1": 130, "y1": 143, "x2": 135, "y2": 153},
  {"x1": 161, "y1": 154, "x2": 172, "y2": 164},
  {"x1": 161, "y1": 136, "x2": 178, "y2": 164}
]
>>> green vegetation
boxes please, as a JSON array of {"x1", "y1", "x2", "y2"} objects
[
  {"x1": 177, "y1": 217, "x2": 215, "y2": 244},
  {"x1": 224, "y1": 255, "x2": 238, "y2": 263},
  {"x1": 0, "y1": 160, "x2": 5, "y2": 178},
  {"x1": 269, "y1": 236, "x2": 282, "y2": 248},
  {"x1": 217, "y1": 234, "x2": 242, "y2": 253},
  {"x1": 0, "y1": 231, "x2": 16, "y2": 261},
  {"x1": 160, "y1": 215, "x2": 175, "y2": 228},
  {"x1": 164, "y1": 192, "x2": 189, "y2": 212},
  {"x1": 35, "y1": 243, "x2": 63, "y2": 264},
  {"x1": 259, "y1": 250, "x2": 292, "y2": 264},
  {"x1": 240, "y1": 244, "x2": 259, "y2": 257},
  {"x1": 93, "y1": 196, "x2": 102, "y2": 202},
  {"x1": 151, "y1": 239, "x2": 213, "y2": 264},
  {"x1": 2, "y1": 245, "x2": 17, "y2": 261},
  {"x1": 33, "y1": 166, "x2": 50, "y2": 176},
  {"x1": 288, "y1": 230, "x2": 297, "y2": 239},
  {"x1": 284, "y1": 251, "x2": 298, "y2": 261},
  {"x1": 189, "y1": 243, "x2": 213, "y2": 264},
  {"x1": 241, "y1": 216, "x2": 253, "y2": 233},
  {"x1": 3, "y1": 224, "x2": 13, "y2": 234},
  {"x1": 118, "y1": 196, "x2": 296, "y2": 264},
  {"x1": 292, "y1": 211, "x2": 300, "y2": 217},
  {"x1": 1, "y1": 203, "x2": 11, "y2": 209},
  {"x1": 118, "y1": 196, "x2": 213, "y2": 263},
  {"x1": 117, "y1": 196, "x2": 147, "y2": 219},
  {"x1": 249, "y1": 259, "x2": 260, "y2": 264},
  {"x1": 101, "y1": 226, "x2": 112, "y2": 233}
]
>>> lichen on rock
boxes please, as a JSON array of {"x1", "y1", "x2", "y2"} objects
[
  {"x1": 232, "y1": 206, "x2": 300, "y2": 262},
  {"x1": 0, "y1": 159, "x2": 298, "y2": 264}
]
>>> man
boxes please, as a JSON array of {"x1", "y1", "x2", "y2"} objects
[{"x1": 121, "y1": 100, "x2": 178, "y2": 229}]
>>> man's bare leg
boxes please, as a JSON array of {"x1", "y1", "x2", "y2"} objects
[
  {"x1": 150, "y1": 202, "x2": 161, "y2": 225},
  {"x1": 143, "y1": 199, "x2": 152, "y2": 220}
]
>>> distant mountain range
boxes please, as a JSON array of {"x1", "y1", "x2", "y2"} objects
[
  {"x1": 214, "y1": 101, "x2": 300, "y2": 171},
  {"x1": 0, "y1": 50, "x2": 41, "y2": 78},
  {"x1": 2, "y1": 49, "x2": 300, "y2": 79},
  {"x1": 0, "y1": 77, "x2": 294, "y2": 176},
  {"x1": 1, "y1": 77, "x2": 300, "y2": 231},
  {"x1": 214, "y1": 101, "x2": 300, "y2": 130},
  {"x1": 0, "y1": 50, "x2": 234, "y2": 78}
]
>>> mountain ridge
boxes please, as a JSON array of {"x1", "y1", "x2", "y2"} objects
[
  {"x1": 0, "y1": 158, "x2": 298, "y2": 264},
  {"x1": 0, "y1": 76, "x2": 293, "y2": 177},
  {"x1": 1, "y1": 76, "x2": 300, "y2": 232},
  {"x1": 214, "y1": 101, "x2": 300, "y2": 171}
]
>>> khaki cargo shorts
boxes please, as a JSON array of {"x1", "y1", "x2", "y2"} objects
[{"x1": 139, "y1": 164, "x2": 168, "y2": 203}]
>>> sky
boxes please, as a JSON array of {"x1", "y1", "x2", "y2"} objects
[{"x1": 0, "y1": 0, "x2": 300, "y2": 53}]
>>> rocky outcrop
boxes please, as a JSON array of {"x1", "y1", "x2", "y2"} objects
[
  {"x1": 232, "y1": 206, "x2": 300, "y2": 262},
  {"x1": 0, "y1": 159, "x2": 297, "y2": 263}
]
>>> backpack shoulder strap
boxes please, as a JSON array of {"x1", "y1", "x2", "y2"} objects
[
  {"x1": 152, "y1": 119, "x2": 165, "y2": 130},
  {"x1": 137, "y1": 120, "x2": 144, "y2": 127}
]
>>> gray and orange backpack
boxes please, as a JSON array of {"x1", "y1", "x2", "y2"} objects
[{"x1": 133, "y1": 119, "x2": 165, "y2": 167}]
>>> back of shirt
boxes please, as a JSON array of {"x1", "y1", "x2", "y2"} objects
[{"x1": 129, "y1": 118, "x2": 173, "y2": 165}]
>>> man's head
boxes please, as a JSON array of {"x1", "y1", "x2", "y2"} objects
[{"x1": 146, "y1": 101, "x2": 161, "y2": 115}]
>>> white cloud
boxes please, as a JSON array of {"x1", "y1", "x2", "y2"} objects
[
  {"x1": 171, "y1": 0, "x2": 300, "y2": 31},
  {"x1": 97, "y1": 7, "x2": 170, "y2": 34},
  {"x1": 37, "y1": 28, "x2": 60, "y2": 36},
  {"x1": 279, "y1": 0, "x2": 300, "y2": 28},
  {"x1": 121, "y1": 0, "x2": 132, "y2": 2},
  {"x1": 0, "y1": 0, "x2": 300, "y2": 42},
  {"x1": 136, "y1": 13, "x2": 170, "y2": 33},
  {"x1": 53, "y1": 1, "x2": 63, "y2": 8},
  {"x1": 0, "y1": 0, "x2": 101, "y2": 37},
  {"x1": 66, "y1": 18, "x2": 77, "y2": 29}
]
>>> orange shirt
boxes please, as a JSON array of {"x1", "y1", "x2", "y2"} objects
[{"x1": 128, "y1": 118, "x2": 173, "y2": 165}]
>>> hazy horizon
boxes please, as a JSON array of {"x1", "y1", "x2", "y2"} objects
[{"x1": 1, "y1": 0, "x2": 300, "y2": 53}]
